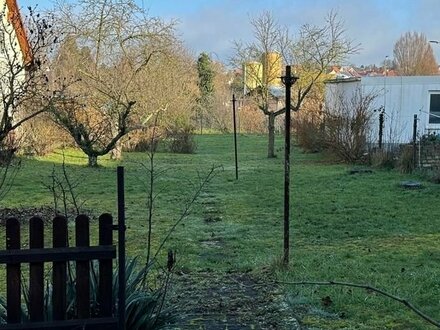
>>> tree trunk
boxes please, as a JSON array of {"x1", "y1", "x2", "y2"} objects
[
  {"x1": 88, "y1": 154, "x2": 98, "y2": 167},
  {"x1": 267, "y1": 112, "x2": 276, "y2": 158}
]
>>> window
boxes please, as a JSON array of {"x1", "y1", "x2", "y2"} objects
[{"x1": 429, "y1": 94, "x2": 440, "y2": 124}]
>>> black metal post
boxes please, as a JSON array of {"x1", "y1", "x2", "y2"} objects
[
  {"x1": 378, "y1": 112, "x2": 384, "y2": 149},
  {"x1": 117, "y1": 166, "x2": 126, "y2": 330},
  {"x1": 413, "y1": 114, "x2": 418, "y2": 168},
  {"x1": 232, "y1": 94, "x2": 239, "y2": 180},
  {"x1": 281, "y1": 65, "x2": 298, "y2": 266}
]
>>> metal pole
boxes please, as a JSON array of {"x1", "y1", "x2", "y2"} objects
[
  {"x1": 413, "y1": 114, "x2": 417, "y2": 169},
  {"x1": 117, "y1": 166, "x2": 126, "y2": 330},
  {"x1": 378, "y1": 112, "x2": 384, "y2": 149},
  {"x1": 283, "y1": 66, "x2": 292, "y2": 266},
  {"x1": 232, "y1": 94, "x2": 239, "y2": 180},
  {"x1": 281, "y1": 66, "x2": 299, "y2": 266}
]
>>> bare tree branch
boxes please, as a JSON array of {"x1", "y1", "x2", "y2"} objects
[{"x1": 276, "y1": 280, "x2": 440, "y2": 329}]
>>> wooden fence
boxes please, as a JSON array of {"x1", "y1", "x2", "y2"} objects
[{"x1": 0, "y1": 214, "x2": 118, "y2": 329}]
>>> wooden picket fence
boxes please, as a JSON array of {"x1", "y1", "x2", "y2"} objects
[{"x1": 0, "y1": 214, "x2": 119, "y2": 329}]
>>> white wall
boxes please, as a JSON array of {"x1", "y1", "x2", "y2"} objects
[
  {"x1": 0, "y1": 1, "x2": 27, "y2": 116},
  {"x1": 325, "y1": 76, "x2": 440, "y2": 144}
]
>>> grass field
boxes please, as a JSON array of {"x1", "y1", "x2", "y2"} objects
[{"x1": 1, "y1": 134, "x2": 440, "y2": 329}]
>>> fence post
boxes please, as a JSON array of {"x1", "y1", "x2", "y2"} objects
[
  {"x1": 76, "y1": 214, "x2": 90, "y2": 319},
  {"x1": 378, "y1": 112, "x2": 384, "y2": 149},
  {"x1": 29, "y1": 217, "x2": 44, "y2": 322},
  {"x1": 117, "y1": 166, "x2": 126, "y2": 330},
  {"x1": 232, "y1": 94, "x2": 239, "y2": 180},
  {"x1": 99, "y1": 213, "x2": 113, "y2": 317},
  {"x1": 413, "y1": 114, "x2": 418, "y2": 168},
  {"x1": 53, "y1": 216, "x2": 68, "y2": 320},
  {"x1": 6, "y1": 218, "x2": 21, "y2": 323}
]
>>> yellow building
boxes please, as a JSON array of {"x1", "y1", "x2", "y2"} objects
[
  {"x1": 262, "y1": 52, "x2": 282, "y2": 87},
  {"x1": 243, "y1": 52, "x2": 283, "y2": 92},
  {"x1": 243, "y1": 61, "x2": 263, "y2": 91}
]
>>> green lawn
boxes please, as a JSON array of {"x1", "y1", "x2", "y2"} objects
[{"x1": 1, "y1": 134, "x2": 439, "y2": 329}]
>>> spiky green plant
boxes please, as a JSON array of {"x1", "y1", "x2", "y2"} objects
[{"x1": 0, "y1": 258, "x2": 173, "y2": 329}]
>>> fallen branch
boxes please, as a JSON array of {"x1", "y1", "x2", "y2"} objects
[{"x1": 276, "y1": 280, "x2": 440, "y2": 328}]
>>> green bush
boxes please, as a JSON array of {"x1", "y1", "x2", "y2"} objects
[{"x1": 294, "y1": 116, "x2": 324, "y2": 153}]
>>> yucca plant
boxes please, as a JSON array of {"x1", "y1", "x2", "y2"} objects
[
  {"x1": 0, "y1": 258, "x2": 174, "y2": 329},
  {"x1": 116, "y1": 258, "x2": 173, "y2": 329},
  {"x1": 0, "y1": 296, "x2": 6, "y2": 324}
]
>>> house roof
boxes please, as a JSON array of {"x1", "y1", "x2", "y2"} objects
[
  {"x1": 5, "y1": 0, "x2": 32, "y2": 67},
  {"x1": 328, "y1": 65, "x2": 361, "y2": 79},
  {"x1": 324, "y1": 77, "x2": 361, "y2": 84}
]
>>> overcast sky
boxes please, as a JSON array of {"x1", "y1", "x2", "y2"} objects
[{"x1": 23, "y1": 0, "x2": 440, "y2": 66}]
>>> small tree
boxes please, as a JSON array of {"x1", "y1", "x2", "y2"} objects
[
  {"x1": 393, "y1": 32, "x2": 438, "y2": 76},
  {"x1": 50, "y1": 0, "x2": 176, "y2": 166},
  {"x1": 232, "y1": 11, "x2": 358, "y2": 158}
]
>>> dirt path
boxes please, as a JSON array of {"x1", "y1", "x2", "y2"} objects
[
  {"x1": 166, "y1": 271, "x2": 301, "y2": 329},
  {"x1": 164, "y1": 188, "x2": 302, "y2": 329}
]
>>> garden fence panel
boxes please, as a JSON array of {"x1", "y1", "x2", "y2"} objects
[{"x1": 0, "y1": 214, "x2": 118, "y2": 330}]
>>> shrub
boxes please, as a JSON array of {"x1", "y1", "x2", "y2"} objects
[
  {"x1": 370, "y1": 149, "x2": 396, "y2": 169},
  {"x1": 323, "y1": 88, "x2": 377, "y2": 163},
  {"x1": 420, "y1": 132, "x2": 440, "y2": 144},
  {"x1": 238, "y1": 104, "x2": 267, "y2": 134},
  {"x1": 397, "y1": 145, "x2": 415, "y2": 173},
  {"x1": 294, "y1": 114, "x2": 324, "y2": 153},
  {"x1": 124, "y1": 127, "x2": 165, "y2": 153},
  {"x1": 20, "y1": 115, "x2": 71, "y2": 156},
  {"x1": 166, "y1": 124, "x2": 197, "y2": 154}
]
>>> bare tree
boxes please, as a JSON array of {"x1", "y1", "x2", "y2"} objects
[
  {"x1": 393, "y1": 32, "x2": 438, "y2": 76},
  {"x1": 232, "y1": 11, "x2": 359, "y2": 157},
  {"x1": 232, "y1": 12, "x2": 284, "y2": 158},
  {"x1": 0, "y1": 4, "x2": 60, "y2": 158},
  {"x1": 49, "y1": 0, "x2": 176, "y2": 166}
]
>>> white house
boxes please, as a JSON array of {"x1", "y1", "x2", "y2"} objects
[
  {"x1": 0, "y1": 0, "x2": 32, "y2": 76},
  {"x1": 325, "y1": 76, "x2": 440, "y2": 144},
  {"x1": 0, "y1": 0, "x2": 32, "y2": 147}
]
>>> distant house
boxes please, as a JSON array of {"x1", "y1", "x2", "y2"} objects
[
  {"x1": 325, "y1": 75, "x2": 440, "y2": 144},
  {"x1": 329, "y1": 65, "x2": 399, "y2": 78},
  {"x1": 328, "y1": 65, "x2": 361, "y2": 79}
]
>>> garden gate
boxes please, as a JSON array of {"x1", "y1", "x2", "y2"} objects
[{"x1": 0, "y1": 213, "x2": 124, "y2": 329}]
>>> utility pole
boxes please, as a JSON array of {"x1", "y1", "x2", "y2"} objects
[{"x1": 281, "y1": 65, "x2": 299, "y2": 266}]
